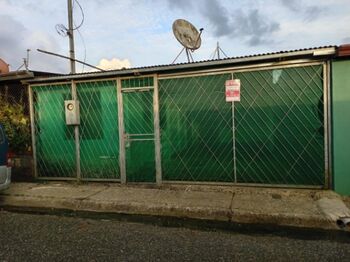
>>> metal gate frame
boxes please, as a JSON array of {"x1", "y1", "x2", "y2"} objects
[
  {"x1": 29, "y1": 78, "x2": 122, "y2": 182},
  {"x1": 28, "y1": 59, "x2": 331, "y2": 188},
  {"x1": 117, "y1": 74, "x2": 162, "y2": 185},
  {"x1": 73, "y1": 78, "x2": 121, "y2": 182},
  {"x1": 157, "y1": 60, "x2": 331, "y2": 189},
  {"x1": 29, "y1": 81, "x2": 76, "y2": 181}
]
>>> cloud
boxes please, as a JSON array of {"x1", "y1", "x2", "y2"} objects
[
  {"x1": 304, "y1": 6, "x2": 323, "y2": 22},
  {"x1": 164, "y1": 0, "x2": 191, "y2": 10},
  {"x1": 199, "y1": 0, "x2": 230, "y2": 37},
  {"x1": 163, "y1": 0, "x2": 280, "y2": 46},
  {"x1": 342, "y1": 37, "x2": 350, "y2": 43},
  {"x1": 199, "y1": 2, "x2": 280, "y2": 46},
  {"x1": 1, "y1": 0, "x2": 350, "y2": 72},
  {"x1": 0, "y1": 15, "x2": 27, "y2": 69},
  {"x1": 0, "y1": 14, "x2": 66, "y2": 73},
  {"x1": 95, "y1": 58, "x2": 131, "y2": 71},
  {"x1": 231, "y1": 9, "x2": 280, "y2": 46},
  {"x1": 279, "y1": 0, "x2": 324, "y2": 21},
  {"x1": 280, "y1": 0, "x2": 299, "y2": 12}
]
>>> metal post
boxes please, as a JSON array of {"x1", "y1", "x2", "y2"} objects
[
  {"x1": 117, "y1": 78, "x2": 126, "y2": 184},
  {"x1": 323, "y1": 62, "x2": 331, "y2": 189},
  {"x1": 232, "y1": 102, "x2": 237, "y2": 183},
  {"x1": 71, "y1": 80, "x2": 80, "y2": 180},
  {"x1": 217, "y1": 42, "x2": 220, "y2": 60},
  {"x1": 231, "y1": 73, "x2": 237, "y2": 183},
  {"x1": 185, "y1": 49, "x2": 190, "y2": 63},
  {"x1": 153, "y1": 75, "x2": 162, "y2": 185},
  {"x1": 326, "y1": 60, "x2": 332, "y2": 189},
  {"x1": 28, "y1": 85, "x2": 38, "y2": 178},
  {"x1": 67, "y1": 0, "x2": 76, "y2": 74}
]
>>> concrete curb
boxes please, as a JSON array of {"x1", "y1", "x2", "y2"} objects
[
  {"x1": 0, "y1": 182, "x2": 342, "y2": 231},
  {"x1": 0, "y1": 195, "x2": 332, "y2": 229}
]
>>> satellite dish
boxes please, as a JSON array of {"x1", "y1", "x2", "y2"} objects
[{"x1": 172, "y1": 19, "x2": 202, "y2": 50}]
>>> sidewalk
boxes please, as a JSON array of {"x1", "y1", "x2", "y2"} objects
[{"x1": 1, "y1": 182, "x2": 349, "y2": 231}]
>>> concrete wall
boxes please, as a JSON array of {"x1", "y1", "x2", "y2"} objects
[{"x1": 332, "y1": 59, "x2": 350, "y2": 195}]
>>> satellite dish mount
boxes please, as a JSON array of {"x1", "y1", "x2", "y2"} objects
[{"x1": 172, "y1": 19, "x2": 203, "y2": 64}]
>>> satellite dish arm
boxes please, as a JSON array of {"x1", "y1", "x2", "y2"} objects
[
  {"x1": 192, "y1": 28, "x2": 204, "y2": 52},
  {"x1": 172, "y1": 47, "x2": 186, "y2": 64}
]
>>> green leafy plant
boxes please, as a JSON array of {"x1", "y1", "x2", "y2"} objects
[{"x1": 0, "y1": 95, "x2": 31, "y2": 153}]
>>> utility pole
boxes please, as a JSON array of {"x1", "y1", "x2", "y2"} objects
[
  {"x1": 67, "y1": 0, "x2": 76, "y2": 74},
  {"x1": 67, "y1": 0, "x2": 79, "y2": 181}
]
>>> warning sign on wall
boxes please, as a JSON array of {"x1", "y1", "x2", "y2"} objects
[{"x1": 225, "y1": 79, "x2": 241, "y2": 102}]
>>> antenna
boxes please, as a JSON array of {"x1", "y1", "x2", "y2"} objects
[
  {"x1": 172, "y1": 19, "x2": 203, "y2": 64},
  {"x1": 216, "y1": 42, "x2": 220, "y2": 59},
  {"x1": 210, "y1": 42, "x2": 229, "y2": 60},
  {"x1": 24, "y1": 49, "x2": 30, "y2": 70},
  {"x1": 15, "y1": 49, "x2": 31, "y2": 71}
]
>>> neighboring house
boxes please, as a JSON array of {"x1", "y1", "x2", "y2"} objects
[
  {"x1": 24, "y1": 45, "x2": 350, "y2": 196},
  {"x1": 0, "y1": 67, "x2": 61, "y2": 180},
  {"x1": 0, "y1": 69, "x2": 60, "y2": 114}
]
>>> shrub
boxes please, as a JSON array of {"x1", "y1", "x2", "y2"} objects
[{"x1": 0, "y1": 95, "x2": 31, "y2": 153}]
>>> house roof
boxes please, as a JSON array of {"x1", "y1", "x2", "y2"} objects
[
  {"x1": 26, "y1": 45, "x2": 337, "y2": 84},
  {"x1": 0, "y1": 70, "x2": 62, "y2": 82}
]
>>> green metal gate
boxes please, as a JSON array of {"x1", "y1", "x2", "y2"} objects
[
  {"x1": 159, "y1": 73, "x2": 234, "y2": 182},
  {"x1": 31, "y1": 80, "x2": 120, "y2": 180},
  {"x1": 77, "y1": 80, "x2": 120, "y2": 180},
  {"x1": 32, "y1": 84, "x2": 75, "y2": 178},
  {"x1": 30, "y1": 63, "x2": 327, "y2": 187},
  {"x1": 158, "y1": 64, "x2": 325, "y2": 186}
]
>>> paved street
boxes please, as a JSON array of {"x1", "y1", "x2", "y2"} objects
[{"x1": 0, "y1": 211, "x2": 349, "y2": 262}]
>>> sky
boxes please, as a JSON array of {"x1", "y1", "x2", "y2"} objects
[{"x1": 0, "y1": 0, "x2": 350, "y2": 74}]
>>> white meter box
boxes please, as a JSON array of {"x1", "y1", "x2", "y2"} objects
[{"x1": 64, "y1": 100, "x2": 80, "y2": 125}]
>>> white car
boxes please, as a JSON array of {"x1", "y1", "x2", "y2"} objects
[{"x1": 0, "y1": 124, "x2": 11, "y2": 191}]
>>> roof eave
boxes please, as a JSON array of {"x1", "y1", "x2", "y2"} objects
[
  {"x1": 25, "y1": 46, "x2": 337, "y2": 84},
  {"x1": 0, "y1": 70, "x2": 34, "y2": 82}
]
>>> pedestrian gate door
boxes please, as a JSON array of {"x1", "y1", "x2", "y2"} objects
[{"x1": 121, "y1": 77, "x2": 156, "y2": 182}]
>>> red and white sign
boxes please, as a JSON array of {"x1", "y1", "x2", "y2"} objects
[{"x1": 225, "y1": 79, "x2": 241, "y2": 102}]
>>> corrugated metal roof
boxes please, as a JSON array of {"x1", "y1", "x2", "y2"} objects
[
  {"x1": 26, "y1": 45, "x2": 337, "y2": 83},
  {"x1": 66, "y1": 45, "x2": 338, "y2": 75},
  {"x1": 0, "y1": 70, "x2": 62, "y2": 82}
]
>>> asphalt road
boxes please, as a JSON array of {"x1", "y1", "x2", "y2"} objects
[{"x1": 0, "y1": 211, "x2": 349, "y2": 262}]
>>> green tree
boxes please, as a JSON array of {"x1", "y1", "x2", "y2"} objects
[{"x1": 0, "y1": 95, "x2": 30, "y2": 153}]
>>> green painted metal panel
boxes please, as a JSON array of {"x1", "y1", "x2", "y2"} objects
[
  {"x1": 77, "y1": 80, "x2": 120, "y2": 179},
  {"x1": 32, "y1": 84, "x2": 76, "y2": 177},
  {"x1": 159, "y1": 74, "x2": 234, "y2": 182},
  {"x1": 234, "y1": 66, "x2": 324, "y2": 185},
  {"x1": 32, "y1": 65, "x2": 325, "y2": 185},
  {"x1": 123, "y1": 90, "x2": 155, "y2": 182},
  {"x1": 332, "y1": 60, "x2": 350, "y2": 195},
  {"x1": 159, "y1": 65, "x2": 324, "y2": 185},
  {"x1": 121, "y1": 77, "x2": 154, "y2": 89}
]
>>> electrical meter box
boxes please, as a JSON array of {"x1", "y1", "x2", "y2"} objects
[{"x1": 64, "y1": 100, "x2": 80, "y2": 125}]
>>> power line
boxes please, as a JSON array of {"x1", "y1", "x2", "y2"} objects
[
  {"x1": 55, "y1": 0, "x2": 84, "y2": 36},
  {"x1": 72, "y1": 0, "x2": 84, "y2": 31},
  {"x1": 76, "y1": 27, "x2": 87, "y2": 73}
]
